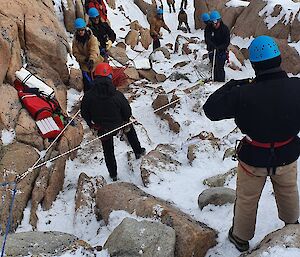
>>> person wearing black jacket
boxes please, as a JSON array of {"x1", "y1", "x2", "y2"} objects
[
  {"x1": 204, "y1": 10, "x2": 230, "y2": 82},
  {"x1": 81, "y1": 63, "x2": 146, "y2": 181},
  {"x1": 203, "y1": 35, "x2": 300, "y2": 252},
  {"x1": 88, "y1": 8, "x2": 116, "y2": 62}
]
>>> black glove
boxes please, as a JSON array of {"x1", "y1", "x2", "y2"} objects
[{"x1": 87, "y1": 59, "x2": 94, "y2": 71}]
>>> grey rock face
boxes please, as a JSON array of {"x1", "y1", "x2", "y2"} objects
[
  {"x1": 0, "y1": 231, "x2": 78, "y2": 256},
  {"x1": 198, "y1": 187, "x2": 236, "y2": 210},
  {"x1": 104, "y1": 217, "x2": 176, "y2": 257}
]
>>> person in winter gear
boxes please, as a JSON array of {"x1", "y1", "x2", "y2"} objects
[
  {"x1": 167, "y1": 0, "x2": 175, "y2": 13},
  {"x1": 177, "y1": 8, "x2": 191, "y2": 33},
  {"x1": 203, "y1": 35, "x2": 300, "y2": 252},
  {"x1": 72, "y1": 18, "x2": 104, "y2": 92},
  {"x1": 85, "y1": 0, "x2": 108, "y2": 23},
  {"x1": 149, "y1": 8, "x2": 171, "y2": 51},
  {"x1": 81, "y1": 63, "x2": 146, "y2": 181},
  {"x1": 180, "y1": 0, "x2": 187, "y2": 9},
  {"x1": 204, "y1": 10, "x2": 229, "y2": 82},
  {"x1": 88, "y1": 7, "x2": 116, "y2": 62}
]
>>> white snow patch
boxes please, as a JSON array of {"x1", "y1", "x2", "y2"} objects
[
  {"x1": 1, "y1": 129, "x2": 15, "y2": 145},
  {"x1": 260, "y1": 246, "x2": 300, "y2": 257},
  {"x1": 226, "y1": 0, "x2": 250, "y2": 8}
]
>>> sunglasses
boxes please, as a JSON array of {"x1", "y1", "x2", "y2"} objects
[
  {"x1": 77, "y1": 28, "x2": 85, "y2": 32},
  {"x1": 213, "y1": 20, "x2": 220, "y2": 24}
]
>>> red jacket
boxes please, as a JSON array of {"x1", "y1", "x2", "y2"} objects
[{"x1": 88, "y1": 0, "x2": 108, "y2": 22}]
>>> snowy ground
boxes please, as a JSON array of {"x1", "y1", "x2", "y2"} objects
[{"x1": 1, "y1": 0, "x2": 299, "y2": 256}]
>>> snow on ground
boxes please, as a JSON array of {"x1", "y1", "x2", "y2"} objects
[
  {"x1": 226, "y1": 0, "x2": 250, "y2": 8},
  {"x1": 10, "y1": 0, "x2": 300, "y2": 257}
]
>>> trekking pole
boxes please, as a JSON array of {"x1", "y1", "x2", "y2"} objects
[{"x1": 212, "y1": 49, "x2": 216, "y2": 82}]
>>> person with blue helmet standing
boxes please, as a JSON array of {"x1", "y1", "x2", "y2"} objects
[
  {"x1": 204, "y1": 10, "x2": 230, "y2": 82},
  {"x1": 149, "y1": 7, "x2": 171, "y2": 51},
  {"x1": 87, "y1": 7, "x2": 116, "y2": 62},
  {"x1": 203, "y1": 35, "x2": 300, "y2": 252},
  {"x1": 201, "y1": 13, "x2": 212, "y2": 49},
  {"x1": 72, "y1": 18, "x2": 104, "y2": 92}
]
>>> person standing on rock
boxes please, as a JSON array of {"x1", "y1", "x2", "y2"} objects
[
  {"x1": 203, "y1": 35, "x2": 300, "y2": 252},
  {"x1": 85, "y1": 0, "x2": 108, "y2": 23},
  {"x1": 149, "y1": 8, "x2": 171, "y2": 51},
  {"x1": 177, "y1": 8, "x2": 191, "y2": 33},
  {"x1": 204, "y1": 10, "x2": 230, "y2": 82},
  {"x1": 72, "y1": 18, "x2": 104, "y2": 92},
  {"x1": 81, "y1": 63, "x2": 146, "y2": 181},
  {"x1": 88, "y1": 7, "x2": 116, "y2": 62},
  {"x1": 167, "y1": 0, "x2": 176, "y2": 13}
]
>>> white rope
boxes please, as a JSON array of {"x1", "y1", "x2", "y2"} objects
[
  {"x1": 30, "y1": 109, "x2": 81, "y2": 171},
  {"x1": 15, "y1": 95, "x2": 185, "y2": 183}
]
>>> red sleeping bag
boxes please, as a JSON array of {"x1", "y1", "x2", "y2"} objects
[{"x1": 14, "y1": 79, "x2": 64, "y2": 139}]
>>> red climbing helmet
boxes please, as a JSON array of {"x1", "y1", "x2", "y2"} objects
[{"x1": 94, "y1": 63, "x2": 113, "y2": 77}]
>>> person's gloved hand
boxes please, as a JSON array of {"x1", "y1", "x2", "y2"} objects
[
  {"x1": 87, "y1": 59, "x2": 94, "y2": 71},
  {"x1": 106, "y1": 40, "x2": 112, "y2": 50},
  {"x1": 90, "y1": 124, "x2": 101, "y2": 137}
]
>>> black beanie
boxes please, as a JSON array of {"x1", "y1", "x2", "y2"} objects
[{"x1": 252, "y1": 55, "x2": 282, "y2": 72}]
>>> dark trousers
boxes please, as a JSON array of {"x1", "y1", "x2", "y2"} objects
[
  {"x1": 101, "y1": 125, "x2": 143, "y2": 178},
  {"x1": 82, "y1": 71, "x2": 93, "y2": 92},
  {"x1": 209, "y1": 50, "x2": 226, "y2": 82},
  {"x1": 168, "y1": 3, "x2": 175, "y2": 13},
  {"x1": 152, "y1": 36, "x2": 161, "y2": 51},
  {"x1": 181, "y1": 0, "x2": 187, "y2": 9}
]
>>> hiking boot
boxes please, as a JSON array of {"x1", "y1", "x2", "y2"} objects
[
  {"x1": 135, "y1": 148, "x2": 146, "y2": 159},
  {"x1": 110, "y1": 175, "x2": 118, "y2": 182},
  {"x1": 228, "y1": 227, "x2": 249, "y2": 252}
]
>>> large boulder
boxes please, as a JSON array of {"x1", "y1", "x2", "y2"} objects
[
  {"x1": 95, "y1": 182, "x2": 217, "y2": 257},
  {"x1": 193, "y1": 0, "x2": 246, "y2": 30},
  {"x1": 62, "y1": 0, "x2": 76, "y2": 33},
  {"x1": 15, "y1": 109, "x2": 44, "y2": 151},
  {"x1": 242, "y1": 224, "x2": 300, "y2": 257},
  {"x1": 276, "y1": 39, "x2": 300, "y2": 75},
  {"x1": 141, "y1": 144, "x2": 181, "y2": 186},
  {"x1": 0, "y1": 15, "x2": 22, "y2": 85},
  {"x1": 0, "y1": 0, "x2": 69, "y2": 84},
  {"x1": 108, "y1": 46, "x2": 130, "y2": 65},
  {"x1": 125, "y1": 30, "x2": 140, "y2": 49},
  {"x1": 0, "y1": 142, "x2": 39, "y2": 232},
  {"x1": 140, "y1": 28, "x2": 152, "y2": 50},
  {"x1": 42, "y1": 156, "x2": 66, "y2": 210},
  {"x1": 198, "y1": 187, "x2": 236, "y2": 210},
  {"x1": 0, "y1": 84, "x2": 22, "y2": 129},
  {"x1": 104, "y1": 217, "x2": 176, "y2": 257},
  {"x1": 69, "y1": 68, "x2": 84, "y2": 92},
  {"x1": 75, "y1": 173, "x2": 106, "y2": 226},
  {"x1": 0, "y1": 231, "x2": 78, "y2": 256},
  {"x1": 232, "y1": 0, "x2": 299, "y2": 42}
]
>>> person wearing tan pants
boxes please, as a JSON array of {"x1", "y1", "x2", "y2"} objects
[
  {"x1": 203, "y1": 35, "x2": 300, "y2": 252},
  {"x1": 233, "y1": 161, "x2": 299, "y2": 241}
]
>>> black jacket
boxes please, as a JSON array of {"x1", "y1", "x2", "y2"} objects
[
  {"x1": 89, "y1": 22, "x2": 116, "y2": 49},
  {"x1": 81, "y1": 76, "x2": 131, "y2": 132},
  {"x1": 204, "y1": 21, "x2": 230, "y2": 53},
  {"x1": 203, "y1": 69, "x2": 300, "y2": 168}
]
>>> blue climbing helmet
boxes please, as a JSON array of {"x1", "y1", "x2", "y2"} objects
[
  {"x1": 88, "y1": 7, "x2": 99, "y2": 18},
  {"x1": 74, "y1": 18, "x2": 86, "y2": 29},
  {"x1": 157, "y1": 8, "x2": 163, "y2": 15},
  {"x1": 201, "y1": 13, "x2": 210, "y2": 22},
  {"x1": 210, "y1": 10, "x2": 221, "y2": 22},
  {"x1": 249, "y1": 35, "x2": 281, "y2": 62}
]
